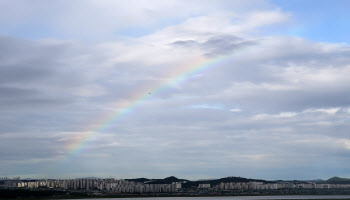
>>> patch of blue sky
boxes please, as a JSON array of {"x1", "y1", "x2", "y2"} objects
[{"x1": 271, "y1": 0, "x2": 350, "y2": 44}]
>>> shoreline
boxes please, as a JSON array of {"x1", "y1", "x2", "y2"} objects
[
  {"x1": 2, "y1": 188, "x2": 350, "y2": 199},
  {"x1": 3, "y1": 194, "x2": 350, "y2": 200}
]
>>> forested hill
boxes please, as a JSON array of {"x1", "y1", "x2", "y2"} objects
[{"x1": 316, "y1": 177, "x2": 350, "y2": 184}]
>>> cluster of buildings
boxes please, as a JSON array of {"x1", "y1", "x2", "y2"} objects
[
  {"x1": 15, "y1": 178, "x2": 181, "y2": 193},
  {"x1": 212, "y1": 182, "x2": 350, "y2": 190},
  {"x1": 0, "y1": 177, "x2": 20, "y2": 180},
  {"x1": 7, "y1": 179, "x2": 350, "y2": 194}
]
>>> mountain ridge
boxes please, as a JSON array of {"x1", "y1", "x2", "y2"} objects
[{"x1": 127, "y1": 176, "x2": 350, "y2": 187}]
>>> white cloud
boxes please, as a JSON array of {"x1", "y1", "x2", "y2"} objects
[
  {"x1": 340, "y1": 139, "x2": 350, "y2": 150},
  {"x1": 189, "y1": 104, "x2": 224, "y2": 110},
  {"x1": 303, "y1": 107, "x2": 340, "y2": 115},
  {"x1": 0, "y1": 0, "x2": 276, "y2": 40},
  {"x1": 252, "y1": 112, "x2": 297, "y2": 120}
]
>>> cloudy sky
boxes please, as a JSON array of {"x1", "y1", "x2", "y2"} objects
[{"x1": 1, "y1": 0, "x2": 350, "y2": 180}]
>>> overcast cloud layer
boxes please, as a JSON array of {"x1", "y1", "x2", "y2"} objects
[{"x1": 1, "y1": 0, "x2": 350, "y2": 180}]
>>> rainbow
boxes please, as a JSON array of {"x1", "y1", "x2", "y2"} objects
[{"x1": 64, "y1": 54, "x2": 228, "y2": 159}]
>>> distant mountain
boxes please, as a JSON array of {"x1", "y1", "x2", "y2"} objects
[
  {"x1": 305, "y1": 177, "x2": 350, "y2": 184},
  {"x1": 126, "y1": 178, "x2": 151, "y2": 183},
  {"x1": 324, "y1": 177, "x2": 350, "y2": 184},
  {"x1": 218, "y1": 176, "x2": 269, "y2": 183},
  {"x1": 305, "y1": 179, "x2": 325, "y2": 183},
  {"x1": 149, "y1": 176, "x2": 188, "y2": 184},
  {"x1": 124, "y1": 176, "x2": 350, "y2": 188},
  {"x1": 80, "y1": 177, "x2": 99, "y2": 179},
  {"x1": 126, "y1": 176, "x2": 188, "y2": 184},
  {"x1": 21, "y1": 178, "x2": 36, "y2": 181},
  {"x1": 127, "y1": 176, "x2": 273, "y2": 188}
]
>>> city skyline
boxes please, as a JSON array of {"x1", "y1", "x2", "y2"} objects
[
  {"x1": 5, "y1": 175, "x2": 350, "y2": 191},
  {"x1": 1, "y1": 0, "x2": 350, "y2": 180}
]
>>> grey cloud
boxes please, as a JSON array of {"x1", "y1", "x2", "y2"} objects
[
  {"x1": 0, "y1": 64, "x2": 52, "y2": 84},
  {"x1": 0, "y1": 86, "x2": 38, "y2": 98},
  {"x1": 202, "y1": 35, "x2": 257, "y2": 57},
  {"x1": 171, "y1": 40, "x2": 198, "y2": 47},
  {"x1": 0, "y1": 37, "x2": 105, "y2": 109},
  {"x1": 171, "y1": 35, "x2": 257, "y2": 57}
]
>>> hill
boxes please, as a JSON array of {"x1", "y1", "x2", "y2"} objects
[
  {"x1": 126, "y1": 176, "x2": 350, "y2": 188},
  {"x1": 126, "y1": 176, "x2": 188, "y2": 184},
  {"x1": 127, "y1": 176, "x2": 272, "y2": 188},
  {"x1": 325, "y1": 177, "x2": 350, "y2": 184}
]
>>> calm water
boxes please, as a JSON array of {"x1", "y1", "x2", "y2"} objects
[{"x1": 62, "y1": 195, "x2": 350, "y2": 200}]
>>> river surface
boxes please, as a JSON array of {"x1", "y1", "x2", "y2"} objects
[{"x1": 61, "y1": 195, "x2": 350, "y2": 200}]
